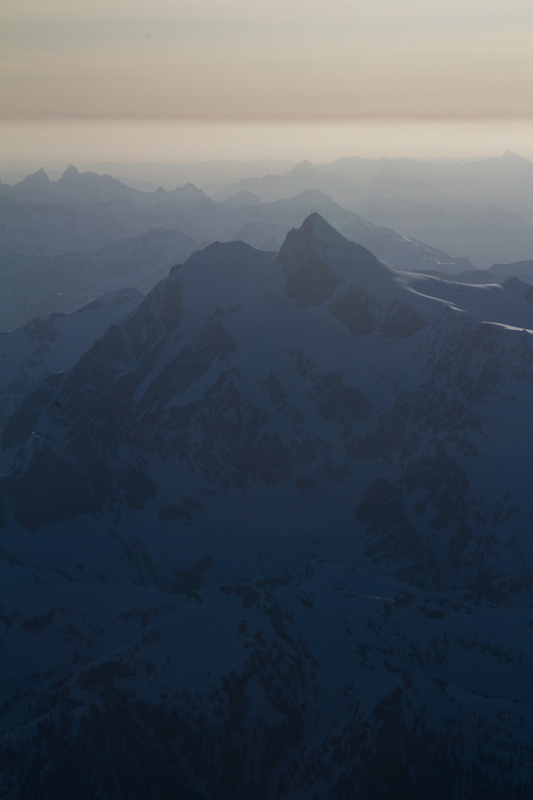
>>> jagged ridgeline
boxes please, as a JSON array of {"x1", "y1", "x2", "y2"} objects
[
  {"x1": 1, "y1": 215, "x2": 533, "y2": 799},
  {"x1": 0, "y1": 164, "x2": 477, "y2": 332}
]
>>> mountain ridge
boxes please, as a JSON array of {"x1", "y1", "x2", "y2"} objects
[
  {"x1": 1, "y1": 214, "x2": 533, "y2": 799},
  {"x1": 2, "y1": 214, "x2": 533, "y2": 599}
]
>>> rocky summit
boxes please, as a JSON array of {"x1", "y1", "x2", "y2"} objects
[{"x1": 1, "y1": 215, "x2": 533, "y2": 799}]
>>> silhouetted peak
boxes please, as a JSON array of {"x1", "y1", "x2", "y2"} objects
[
  {"x1": 62, "y1": 164, "x2": 80, "y2": 179},
  {"x1": 291, "y1": 159, "x2": 317, "y2": 175},
  {"x1": 22, "y1": 167, "x2": 50, "y2": 185},
  {"x1": 299, "y1": 213, "x2": 349, "y2": 246},
  {"x1": 277, "y1": 214, "x2": 351, "y2": 268},
  {"x1": 502, "y1": 150, "x2": 527, "y2": 161}
]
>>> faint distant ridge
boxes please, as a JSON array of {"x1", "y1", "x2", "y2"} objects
[
  {"x1": 55, "y1": 163, "x2": 148, "y2": 203},
  {"x1": 0, "y1": 163, "x2": 476, "y2": 275},
  {"x1": 211, "y1": 158, "x2": 360, "y2": 207},
  {"x1": 501, "y1": 149, "x2": 531, "y2": 161},
  {"x1": 489, "y1": 258, "x2": 533, "y2": 284},
  {"x1": 290, "y1": 159, "x2": 317, "y2": 174},
  {"x1": 204, "y1": 152, "x2": 533, "y2": 267},
  {"x1": 22, "y1": 165, "x2": 50, "y2": 183},
  {"x1": 0, "y1": 227, "x2": 198, "y2": 330},
  {"x1": 3, "y1": 166, "x2": 52, "y2": 201},
  {"x1": 222, "y1": 190, "x2": 262, "y2": 208}
]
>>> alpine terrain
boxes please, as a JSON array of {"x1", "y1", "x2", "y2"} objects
[{"x1": 1, "y1": 215, "x2": 532, "y2": 799}]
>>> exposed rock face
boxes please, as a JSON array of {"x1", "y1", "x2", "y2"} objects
[
  {"x1": 278, "y1": 214, "x2": 341, "y2": 305},
  {"x1": 1, "y1": 216, "x2": 533, "y2": 799},
  {"x1": 357, "y1": 477, "x2": 441, "y2": 590},
  {"x1": 329, "y1": 284, "x2": 378, "y2": 334},
  {"x1": 379, "y1": 299, "x2": 426, "y2": 338}
]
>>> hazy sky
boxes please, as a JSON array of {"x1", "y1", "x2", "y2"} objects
[
  {"x1": 2, "y1": 0, "x2": 533, "y2": 121},
  {"x1": 2, "y1": 0, "x2": 533, "y2": 165}
]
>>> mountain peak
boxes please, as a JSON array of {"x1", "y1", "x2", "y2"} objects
[
  {"x1": 62, "y1": 164, "x2": 80, "y2": 179},
  {"x1": 277, "y1": 214, "x2": 392, "y2": 307},
  {"x1": 22, "y1": 167, "x2": 50, "y2": 185},
  {"x1": 502, "y1": 149, "x2": 526, "y2": 161},
  {"x1": 277, "y1": 214, "x2": 356, "y2": 264},
  {"x1": 299, "y1": 212, "x2": 349, "y2": 247},
  {"x1": 291, "y1": 159, "x2": 316, "y2": 175},
  {"x1": 277, "y1": 215, "x2": 355, "y2": 306}
]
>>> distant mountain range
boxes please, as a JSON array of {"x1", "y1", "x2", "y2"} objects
[
  {"x1": 1, "y1": 166, "x2": 481, "y2": 330},
  {"x1": 0, "y1": 227, "x2": 196, "y2": 331},
  {"x1": 211, "y1": 152, "x2": 533, "y2": 267},
  {"x1": 1, "y1": 216, "x2": 532, "y2": 798},
  {"x1": 4, "y1": 152, "x2": 528, "y2": 270}
]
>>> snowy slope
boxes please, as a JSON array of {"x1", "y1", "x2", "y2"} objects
[
  {"x1": 0, "y1": 287, "x2": 144, "y2": 431},
  {"x1": 1, "y1": 558, "x2": 531, "y2": 799},
  {"x1": 1, "y1": 215, "x2": 533, "y2": 799},
  {"x1": 3, "y1": 215, "x2": 533, "y2": 587}
]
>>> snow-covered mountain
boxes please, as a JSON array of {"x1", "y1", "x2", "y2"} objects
[
  {"x1": 0, "y1": 287, "x2": 143, "y2": 432},
  {"x1": 1, "y1": 215, "x2": 532, "y2": 798}
]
